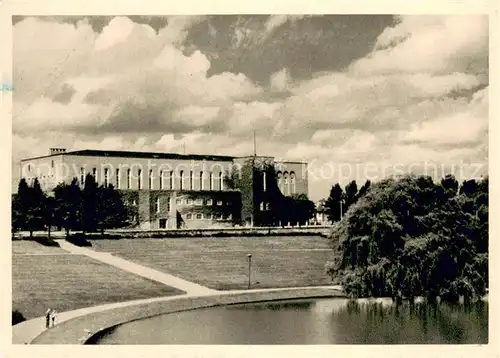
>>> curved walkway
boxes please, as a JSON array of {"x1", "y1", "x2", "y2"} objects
[{"x1": 13, "y1": 240, "x2": 342, "y2": 344}]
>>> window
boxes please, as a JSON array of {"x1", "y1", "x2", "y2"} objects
[
  {"x1": 200, "y1": 171, "x2": 204, "y2": 190},
  {"x1": 186, "y1": 198, "x2": 193, "y2": 205},
  {"x1": 138, "y1": 169, "x2": 142, "y2": 189},
  {"x1": 283, "y1": 172, "x2": 289, "y2": 195},
  {"x1": 190, "y1": 171, "x2": 194, "y2": 190},
  {"x1": 276, "y1": 171, "x2": 283, "y2": 192},
  {"x1": 80, "y1": 168, "x2": 85, "y2": 185},
  {"x1": 51, "y1": 160, "x2": 54, "y2": 168},
  {"x1": 160, "y1": 171, "x2": 164, "y2": 190},
  {"x1": 149, "y1": 169, "x2": 154, "y2": 189},
  {"x1": 155, "y1": 197, "x2": 160, "y2": 213},
  {"x1": 92, "y1": 167, "x2": 97, "y2": 179},
  {"x1": 217, "y1": 200, "x2": 223, "y2": 206},
  {"x1": 196, "y1": 213, "x2": 203, "y2": 220},
  {"x1": 209, "y1": 172, "x2": 213, "y2": 190},
  {"x1": 116, "y1": 168, "x2": 120, "y2": 189},
  {"x1": 208, "y1": 214, "x2": 214, "y2": 220},
  {"x1": 104, "y1": 168, "x2": 109, "y2": 187},
  {"x1": 263, "y1": 171, "x2": 266, "y2": 192},
  {"x1": 186, "y1": 213, "x2": 193, "y2": 220},
  {"x1": 179, "y1": 170, "x2": 184, "y2": 190},
  {"x1": 206, "y1": 199, "x2": 213, "y2": 206},
  {"x1": 169, "y1": 171, "x2": 174, "y2": 190},
  {"x1": 290, "y1": 172, "x2": 296, "y2": 194},
  {"x1": 167, "y1": 197, "x2": 171, "y2": 212},
  {"x1": 219, "y1": 172, "x2": 224, "y2": 191},
  {"x1": 217, "y1": 213, "x2": 223, "y2": 220},
  {"x1": 195, "y1": 199, "x2": 203, "y2": 206},
  {"x1": 176, "y1": 198, "x2": 183, "y2": 205},
  {"x1": 27, "y1": 164, "x2": 31, "y2": 172},
  {"x1": 260, "y1": 202, "x2": 265, "y2": 211},
  {"x1": 127, "y1": 169, "x2": 131, "y2": 189}
]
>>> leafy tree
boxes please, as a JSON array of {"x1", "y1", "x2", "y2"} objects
[
  {"x1": 12, "y1": 178, "x2": 46, "y2": 237},
  {"x1": 357, "y1": 180, "x2": 371, "y2": 200},
  {"x1": 344, "y1": 180, "x2": 358, "y2": 212},
  {"x1": 53, "y1": 178, "x2": 82, "y2": 237},
  {"x1": 96, "y1": 184, "x2": 129, "y2": 233},
  {"x1": 325, "y1": 184, "x2": 344, "y2": 222},
  {"x1": 326, "y1": 174, "x2": 488, "y2": 304},
  {"x1": 82, "y1": 174, "x2": 99, "y2": 233}
]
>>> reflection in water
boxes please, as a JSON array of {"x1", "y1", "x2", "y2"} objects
[{"x1": 96, "y1": 298, "x2": 488, "y2": 345}]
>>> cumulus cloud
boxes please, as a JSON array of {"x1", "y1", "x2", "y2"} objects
[{"x1": 13, "y1": 15, "x2": 488, "y2": 201}]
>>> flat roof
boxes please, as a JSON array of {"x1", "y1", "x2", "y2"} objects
[{"x1": 21, "y1": 149, "x2": 235, "y2": 162}]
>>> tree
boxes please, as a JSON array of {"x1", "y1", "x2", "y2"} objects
[
  {"x1": 96, "y1": 184, "x2": 129, "y2": 233},
  {"x1": 53, "y1": 178, "x2": 82, "y2": 237},
  {"x1": 326, "y1": 174, "x2": 488, "y2": 304},
  {"x1": 325, "y1": 184, "x2": 344, "y2": 222},
  {"x1": 344, "y1": 180, "x2": 358, "y2": 213},
  {"x1": 13, "y1": 178, "x2": 46, "y2": 237},
  {"x1": 82, "y1": 174, "x2": 99, "y2": 233},
  {"x1": 357, "y1": 180, "x2": 371, "y2": 200}
]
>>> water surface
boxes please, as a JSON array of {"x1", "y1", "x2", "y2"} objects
[{"x1": 96, "y1": 298, "x2": 488, "y2": 344}]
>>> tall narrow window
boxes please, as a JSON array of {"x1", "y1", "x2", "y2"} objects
[
  {"x1": 149, "y1": 169, "x2": 153, "y2": 189},
  {"x1": 80, "y1": 168, "x2": 85, "y2": 186},
  {"x1": 283, "y1": 172, "x2": 289, "y2": 195},
  {"x1": 263, "y1": 171, "x2": 267, "y2": 192},
  {"x1": 160, "y1": 171, "x2": 164, "y2": 190},
  {"x1": 104, "y1": 168, "x2": 109, "y2": 187},
  {"x1": 220, "y1": 172, "x2": 224, "y2": 191},
  {"x1": 209, "y1": 172, "x2": 213, "y2": 190},
  {"x1": 127, "y1": 169, "x2": 131, "y2": 189},
  {"x1": 116, "y1": 168, "x2": 120, "y2": 189},
  {"x1": 92, "y1": 167, "x2": 97, "y2": 179},
  {"x1": 169, "y1": 171, "x2": 174, "y2": 190},
  {"x1": 290, "y1": 172, "x2": 296, "y2": 194},
  {"x1": 155, "y1": 197, "x2": 160, "y2": 213},
  {"x1": 200, "y1": 171, "x2": 204, "y2": 190},
  {"x1": 138, "y1": 169, "x2": 142, "y2": 189},
  {"x1": 276, "y1": 171, "x2": 283, "y2": 193},
  {"x1": 167, "y1": 197, "x2": 171, "y2": 212},
  {"x1": 179, "y1": 170, "x2": 184, "y2": 191},
  {"x1": 190, "y1": 171, "x2": 194, "y2": 190}
]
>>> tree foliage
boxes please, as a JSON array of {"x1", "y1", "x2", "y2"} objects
[{"x1": 326, "y1": 174, "x2": 488, "y2": 303}]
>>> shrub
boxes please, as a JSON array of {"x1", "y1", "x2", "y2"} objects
[
  {"x1": 66, "y1": 233, "x2": 92, "y2": 247},
  {"x1": 12, "y1": 309, "x2": 26, "y2": 325}
]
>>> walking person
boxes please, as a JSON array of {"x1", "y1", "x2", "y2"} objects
[
  {"x1": 45, "y1": 308, "x2": 51, "y2": 329},
  {"x1": 50, "y1": 309, "x2": 58, "y2": 327}
]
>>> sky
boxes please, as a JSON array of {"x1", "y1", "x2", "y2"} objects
[{"x1": 12, "y1": 15, "x2": 489, "y2": 201}]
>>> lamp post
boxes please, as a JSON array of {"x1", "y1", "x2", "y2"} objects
[{"x1": 247, "y1": 254, "x2": 252, "y2": 289}]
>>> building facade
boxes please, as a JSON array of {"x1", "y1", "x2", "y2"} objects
[{"x1": 19, "y1": 148, "x2": 308, "y2": 229}]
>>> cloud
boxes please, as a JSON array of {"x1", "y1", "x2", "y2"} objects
[
  {"x1": 350, "y1": 15, "x2": 488, "y2": 76},
  {"x1": 13, "y1": 15, "x2": 488, "y2": 201}
]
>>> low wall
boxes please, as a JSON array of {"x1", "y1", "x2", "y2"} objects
[
  {"x1": 13, "y1": 225, "x2": 335, "y2": 240},
  {"x1": 31, "y1": 287, "x2": 345, "y2": 345}
]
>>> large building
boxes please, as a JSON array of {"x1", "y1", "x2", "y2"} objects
[{"x1": 19, "y1": 148, "x2": 308, "y2": 229}]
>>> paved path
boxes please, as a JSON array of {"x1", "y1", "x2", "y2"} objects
[
  {"x1": 56, "y1": 240, "x2": 216, "y2": 296},
  {"x1": 13, "y1": 239, "x2": 342, "y2": 344}
]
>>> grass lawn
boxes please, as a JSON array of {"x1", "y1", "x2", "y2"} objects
[
  {"x1": 90, "y1": 236, "x2": 334, "y2": 290},
  {"x1": 12, "y1": 242, "x2": 184, "y2": 320}
]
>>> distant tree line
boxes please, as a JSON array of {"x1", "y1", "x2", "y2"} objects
[
  {"x1": 318, "y1": 180, "x2": 371, "y2": 223},
  {"x1": 326, "y1": 174, "x2": 488, "y2": 304},
  {"x1": 12, "y1": 174, "x2": 129, "y2": 237}
]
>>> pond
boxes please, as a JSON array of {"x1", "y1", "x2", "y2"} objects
[{"x1": 95, "y1": 298, "x2": 488, "y2": 344}]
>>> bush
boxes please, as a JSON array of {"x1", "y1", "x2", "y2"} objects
[
  {"x1": 66, "y1": 233, "x2": 92, "y2": 247},
  {"x1": 32, "y1": 236, "x2": 60, "y2": 247},
  {"x1": 12, "y1": 309, "x2": 26, "y2": 325}
]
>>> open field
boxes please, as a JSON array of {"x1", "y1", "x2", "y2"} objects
[
  {"x1": 90, "y1": 236, "x2": 334, "y2": 290},
  {"x1": 12, "y1": 242, "x2": 184, "y2": 320}
]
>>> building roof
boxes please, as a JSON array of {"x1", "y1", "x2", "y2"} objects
[{"x1": 21, "y1": 149, "x2": 236, "y2": 162}]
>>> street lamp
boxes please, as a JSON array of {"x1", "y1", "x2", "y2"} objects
[{"x1": 247, "y1": 254, "x2": 252, "y2": 289}]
